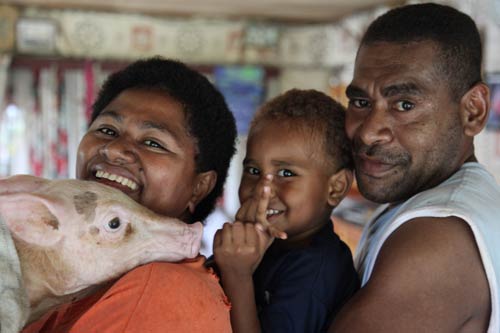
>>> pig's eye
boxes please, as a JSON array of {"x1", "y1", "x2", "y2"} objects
[{"x1": 106, "y1": 217, "x2": 121, "y2": 232}]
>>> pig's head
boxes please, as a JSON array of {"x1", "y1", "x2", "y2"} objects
[{"x1": 0, "y1": 175, "x2": 203, "y2": 299}]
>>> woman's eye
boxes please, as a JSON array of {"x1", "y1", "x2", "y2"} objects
[
  {"x1": 245, "y1": 166, "x2": 260, "y2": 176},
  {"x1": 144, "y1": 139, "x2": 165, "y2": 149},
  {"x1": 349, "y1": 98, "x2": 370, "y2": 109},
  {"x1": 395, "y1": 100, "x2": 414, "y2": 112},
  {"x1": 277, "y1": 169, "x2": 294, "y2": 177},
  {"x1": 98, "y1": 127, "x2": 116, "y2": 136}
]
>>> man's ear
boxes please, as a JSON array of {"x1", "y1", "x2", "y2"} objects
[
  {"x1": 187, "y1": 171, "x2": 217, "y2": 214},
  {"x1": 460, "y1": 82, "x2": 490, "y2": 136},
  {"x1": 327, "y1": 168, "x2": 353, "y2": 207}
]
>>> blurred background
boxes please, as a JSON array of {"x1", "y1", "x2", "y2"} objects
[{"x1": 1, "y1": 0, "x2": 500, "y2": 255}]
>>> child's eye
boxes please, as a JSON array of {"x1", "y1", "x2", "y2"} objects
[
  {"x1": 97, "y1": 127, "x2": 117, "y2": 136},
  {"x1": 144, "y1": 139, "x2": 165, "y2": 150},
  {"x1": 244, "y1": 166, "x2": 260, "y2": 176},
  {"x1": 277, "y1": 169, "x2": 295, "y2": 177},
  {"x1": 394, "y1": 100, "x2": 414, "y2": 112}
]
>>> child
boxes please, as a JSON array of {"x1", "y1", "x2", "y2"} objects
[{"x1": 213, "y1": 89, "x2": 359, "y2": 332}]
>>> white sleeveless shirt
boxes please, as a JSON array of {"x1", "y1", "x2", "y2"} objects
[{"x1": 355, "y1": 162, "x2": 500, "y2": 333}]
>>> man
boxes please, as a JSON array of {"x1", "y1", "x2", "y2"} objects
[{"x1": 330, "y1": 3, "x2": 500, "y2": 332}]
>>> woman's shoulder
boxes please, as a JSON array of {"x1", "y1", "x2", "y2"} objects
[
  {"x1": 73, "y1": 257, "x2": 231, "y2": 332},
  {"x1": 107, "y1": 256, "x2": 225, "y2": 299}
]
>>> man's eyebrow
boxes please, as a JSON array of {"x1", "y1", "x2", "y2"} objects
[
  {"x1": 345, "y1": 85, "x2": 367, "y2": 97},
  {"x1": 381, "y1": 82, "x2": 422, "y2": 98}
]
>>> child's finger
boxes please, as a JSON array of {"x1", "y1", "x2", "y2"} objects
[
  {"x1": 213, "y1": 228, "x2": 223, "y2": 248},
  {"x1": 255, "y1": 223, "x2": 274, "y2": 252},
  {"x1": 236, "y1": 199, "x2": 258, "y2": 223},
  {"x1": 231, "y1": 221, "x2": 245, "y2": 244},
  {"x1": 268, "y1": 225, "x2": 288, "y2": 240},
  {"x1": 220, "y1": 222, "x2": 234, "y2": 245},
  {"x1": 235, "y1": 200, "x2": 250, "y2": 222},
  {"x1": 244, "y1": 222, "x2": 258, "y2": 246},
  {"x1": 254, "y1": 184, "x2": 271, "y2": 230},
  {"x1": 255, "y1": 222, "x2": 287, "y2": 240}
]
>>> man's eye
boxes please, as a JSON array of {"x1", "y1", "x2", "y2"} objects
[
  {"x1": 98, "y1": 127, "x2": 116, "y2": 136},
  {"x1": 277, "y1": 169, "x2": 294, "y2": 177},
  {"x1": 395, "y1": 100, "x2": 414, "y2": 112},
  {"x1": 244, "y1": 166, "x2": 260, "y2": 176},
  {"x1": 349, "y1": 99, "x2": 370, "y2": 109},
  {"x1": 144, "y1": 139, "x2": 164, "y2": 149}
]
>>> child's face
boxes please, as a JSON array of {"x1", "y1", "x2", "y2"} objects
[
  {"x1": 76, "y1": 88, "x2": 202, "y2": 221},
  {"x1": 239, "y1": 120, "x2": 335, "y2": 240}
]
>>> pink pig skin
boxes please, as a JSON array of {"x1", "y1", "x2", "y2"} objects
[{"x1": 0, "y1": 174, "x2": 203, "y2": 323}]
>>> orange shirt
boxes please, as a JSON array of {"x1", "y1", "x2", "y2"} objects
[{"x1": 23, "y1": 256, "x2": 232, "y2": 333}]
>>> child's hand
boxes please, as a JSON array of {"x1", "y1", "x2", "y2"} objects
[
  {"x1": 236, "y1": 174, "x2": 288, "y2": 240},
  {"x1": 213, "y1": 221, "x2": 272, "y2": 277}
]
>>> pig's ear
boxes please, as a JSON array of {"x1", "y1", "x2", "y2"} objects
[
  {"x1": 0, "y1": 175, "x2": 47, "y2": 195},
  {"x1": 1, "y1": 193, "x2": 62, "y2": 247}
]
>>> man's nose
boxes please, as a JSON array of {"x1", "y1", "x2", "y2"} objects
[
  {"x1": 98, "y1": 137, "x2": 137, "y2": 165},
  {"x1": 357, "y1": 104, "x2": 393, "y2": 147}
]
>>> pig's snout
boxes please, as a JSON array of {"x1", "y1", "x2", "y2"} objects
[{"x1": 153, "y1": 220, "x2": 203, "y2": 261}]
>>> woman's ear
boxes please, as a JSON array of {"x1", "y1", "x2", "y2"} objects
[
  {"x1": 460, "y1": 82, "x2": 490, "y2": 137},
  {"x1": 327, "y1": 168, "x2": 353, "y2": 207},
  {"x1": 187, "y1": 170, "x2": 217, "y2": 214}
]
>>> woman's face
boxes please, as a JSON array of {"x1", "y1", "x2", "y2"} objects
[{"x1": 77, "y1": 88, "x2": 203, "y2": 221}]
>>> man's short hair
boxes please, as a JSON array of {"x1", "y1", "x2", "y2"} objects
[
  {"x1": 91, "y1": 57, "x2": 237, "y2": 222},
  {"x1": 250, "y1": 89, "x2": 353, "y2": 172},
  {"x1": 361, "y1": 3, "x2": 482, "y2": 101}
]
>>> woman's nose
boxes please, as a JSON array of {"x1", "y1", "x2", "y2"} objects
[{"x1": 98, "y1": 137, "x2": 137, "y2": 165}]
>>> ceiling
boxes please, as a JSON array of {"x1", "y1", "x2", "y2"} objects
[{"x1": 2, "y1": 0, "x2": 403, "y2": 22}]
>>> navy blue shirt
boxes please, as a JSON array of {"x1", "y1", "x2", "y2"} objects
[{"x1": 253, "y1": 222, "x2": 359, "y2": 333}]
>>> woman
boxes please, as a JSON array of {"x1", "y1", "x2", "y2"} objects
[{"x1": 23, "y1": 57, "x2": 237, "y2": 333}]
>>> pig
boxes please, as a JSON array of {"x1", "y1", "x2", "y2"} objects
[{"x1": 0, "y1": 174, "x2": 203, "y2": 331}]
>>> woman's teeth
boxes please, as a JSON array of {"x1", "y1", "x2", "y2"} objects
[{"x1": 95, "y1": 170, "x2": 138, "y2": 190}]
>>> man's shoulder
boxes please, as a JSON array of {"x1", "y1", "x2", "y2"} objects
[
  {"x1": 364, "y1": 215, "x2": 490, "y2": 325},
  {"x1": 378, "y1": 215, "x2": 480, "y2": 273}
]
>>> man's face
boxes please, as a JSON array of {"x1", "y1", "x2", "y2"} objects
[
  {"x1": 345, "y1": 41, "x2": 467, "y2": 203},
  {"x1": 77, "y1": 88, "x2": 200, "y2": 220}
]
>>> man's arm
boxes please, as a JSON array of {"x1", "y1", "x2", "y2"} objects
[{"x1": 330, "y1": 216, "x2": 491, "y2": 332}]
